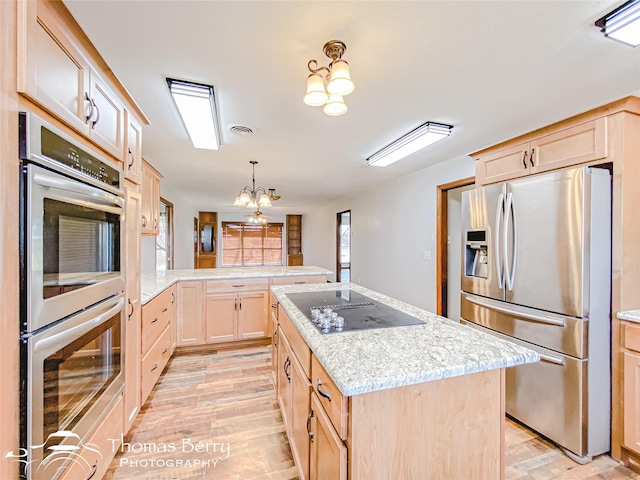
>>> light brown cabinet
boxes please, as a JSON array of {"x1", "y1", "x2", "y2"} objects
[
  {"x1": 196, "y1": 211, "x2": 217, "y2": 268},
  {"x1": 123, "y1": 181, "x2": 141, "y2": 432},
  {"x1": 623, "y1": 322, "x2": 640, "y2": 456},
  {"x1": 474, "y1": 118, "x2": 608, "y2": 185},
  {"x1": 309, "y1": 392, "x2": 347, "y2": 480},
  {"x1": 141, "y1": 159, "x2": 162, "y2": 235},
  {"x1": 17, "y1": 0, "x2": 132, "y2": 161},
  {"x1": 176, "y1": 281, "x2": 205, "y2": 346},
  {"x1": 125, "y1": 111, "x2": 143, "y2": 184},
  {"x1": 204, "y1": 280, "x2": 269, "y2": 343},
  {"x1": 287, "y1": 215, "x2": 303, "y2": 266}
]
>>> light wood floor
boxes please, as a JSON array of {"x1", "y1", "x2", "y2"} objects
[{"x1": 105, "y1": 345, "x2": 638, "y2": 480}]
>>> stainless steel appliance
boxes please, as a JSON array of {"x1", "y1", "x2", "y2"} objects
[
  {"x1": 19, "y1": 112, "x2": 125, "y2": 479},
  {"x1": 286, "y1": 289, "x2": 425, "y2": 334},
  {"x1": 460, "y1": 166, "x2": 611, "y2": 462}
]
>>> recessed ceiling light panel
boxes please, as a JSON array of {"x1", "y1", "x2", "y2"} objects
[{"x1": 595, "y1": 0, "x2": 640, "y2": 47}]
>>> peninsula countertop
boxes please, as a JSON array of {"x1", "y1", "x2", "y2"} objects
[
  {"x1": 271, "y1": 282, "x2": 540, "y2": 396},
  {"x1": 140, "y1": 266, "x2": 332, "y2": 305},
  {"x1": 618, "y1": 309, "x2": 640, "y2": 323}
]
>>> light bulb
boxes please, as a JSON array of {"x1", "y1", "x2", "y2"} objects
[{"x1": 327, "y1": 59, "x2": 354, "y2": 95}]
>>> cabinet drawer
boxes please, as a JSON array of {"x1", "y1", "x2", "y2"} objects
[
  {"x1": 58, "y1": 394, "x2": 123, "y2": 480},
  {"x1": 312, "y1": 355, "x2": 348, "y2": 440},
  {"x1": 279, "y1": 305, "x2": 311, "y2": 379},
  {"x1": 140, "y1": 326, "x2": 172, "y2": 403},
  {"x1": 624, "y1": 322, "x2": 640, "y2": 353},
  {"x1": 206, "y1": 278, "x2": 269, "y2": 293},
  {"x1": 270, "y1": 275, "x2": 326, "y2": 286},
  {"x1": 141, "y1": 288, "x2": 172, "y2": 355}
]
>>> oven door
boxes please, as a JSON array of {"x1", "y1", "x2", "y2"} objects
[
  {"x1": 25, "y1": 294, "x2": 124, "y2": 479},
  {"x1": 24, "y1": 162, "x2": 124, "y2": 332}
]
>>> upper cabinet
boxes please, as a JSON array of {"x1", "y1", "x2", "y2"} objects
[
  {"x1": 141, "y1": 159, "x2": 162, "y2": 236},
  {"x1": 474, "y1": 118, "x2": 608, "y2": 185},
  {"x1": 17, "y1": 0, "x2": 148, "y2": 163},
  {"x1": 287, "y1": 215, "x2": 303, "y2": 266},
  {"x1": 125, "y1": 111, "x2": 143, "y2": 184}
]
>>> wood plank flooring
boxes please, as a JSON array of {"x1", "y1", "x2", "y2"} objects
[{"x1": 105, "y1": 345, "x2": 638, "y2": 480}]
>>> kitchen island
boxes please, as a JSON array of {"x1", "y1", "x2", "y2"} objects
[{"x1": 271, "y1": 281, "x2": 539, "y2": 480}]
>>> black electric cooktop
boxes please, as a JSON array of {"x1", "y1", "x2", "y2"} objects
[{"x1": 286, "y1": 289, "x2": 425, "y2": 334}]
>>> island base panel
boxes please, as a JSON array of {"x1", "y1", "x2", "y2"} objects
[{"x1": 348, "y1": 368, "x2": 505, "y2": 480}]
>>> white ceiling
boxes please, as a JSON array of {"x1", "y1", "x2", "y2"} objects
[{"x1": 64, "y1": 1, "x2": 640, "y2": 214}]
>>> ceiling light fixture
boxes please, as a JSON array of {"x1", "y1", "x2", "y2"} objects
[
  {"x1": 595, "y1": 0, "x2": 640, "y2": 47},
  {"x1": 366, "y1": 122, "x2": 453, "y2": 167},
  {"x1": 303, "y1": 40, "x2": 354, "y2": 116},
  {"x1": 233, "y1": 161, "x2": 280, "y2": 208},
  {"x1": 166, "y1": 78, "x2": 221, "y2": 150},
  {"x1": 246, "y1": 208, "x2": 271, "y2": 225}
]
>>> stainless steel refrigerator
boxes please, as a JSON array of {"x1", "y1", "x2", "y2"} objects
[{"x1": 460, "y1": 166, "x2": 611, "y2": 463}]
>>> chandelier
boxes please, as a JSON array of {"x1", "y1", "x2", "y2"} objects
[
  {"x1": 246, "y1": 208, "x2": 270, "y2": 225},
  {"x1": 303, "y1": 40, "x2": 355, "y2": 116},
  {"x1": 233, "y1": 161, "x2": 280, "y2": 208}
]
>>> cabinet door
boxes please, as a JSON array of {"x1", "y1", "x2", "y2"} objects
[
  {"x1": 309, "y1": 392, "x2": 347, "y2": 480},
  {"x1": 177, "y1": 281, "x2": 205, "y2": 346},
  {"x1": 125, "y1": 111, "x2": 143, "y2": 185},
  {"x1": 238, "y1": 291, "x2": 268, "y2": 339},
  {"x1": 475, "y1": 143, "x2": 530, "y2": 185},
  {"x1": 271, "y1": 313, "x2": 279, "y2": 389},
  {"x1": 141, "y1": 162, "x2": 157, "y2": 235},
  {"x1": 624, "y1": 351, "x2": 640, "y2": 455},
  {"x1": 88, "y1": 70, "x2": 125, "y2": 160},
  {"x1": 18, "y1": 0, "x2": 90, "y2": 134},
  {"x1": 291, "y1": 354, "x2": 311, "y2": 480},
  {"x1": 205, "y1": 293, "x2": 237, "y2": 343},
  {"x1": 530, "y1": 118, "x2": 607, "y2": 175},
  {"x1": 123, "y1": 182, "x2": 141, "y2": 432},
  {"x1": 170, "y1": 285, "x2": 177, "y2": 354},
  {"x1": 151, "y1": 173, "x2": 161, "y2": 235},
  {"x1": 278, "y1": 333, "x2": 293, "y2": 435}
]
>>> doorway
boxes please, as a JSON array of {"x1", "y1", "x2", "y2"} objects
[
  {"x1": 436, "y1": 178, "x2": 474, "y2": 319},
  {"x1": 336, "y1": 210, "x2": 351, "y2": 283}
]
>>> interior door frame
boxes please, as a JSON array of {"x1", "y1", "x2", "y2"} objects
[
  {"x1": 336, "y1": 210, "x2": 351, "y2": 283},
  {"x1": 436, "y1": 177, "x2": 474, "y2": 316}
]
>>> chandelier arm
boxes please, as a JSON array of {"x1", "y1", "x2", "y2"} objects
[{"x1": 307, "y1": 60, "x2": 331, "y2": 75}]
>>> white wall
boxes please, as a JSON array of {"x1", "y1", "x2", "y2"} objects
[{"x1": 303, "y1": 155, "x2": 474, "y2": 312}]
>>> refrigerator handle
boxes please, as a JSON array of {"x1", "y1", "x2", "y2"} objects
[
  {"x1": 504, "y1": 191, "x2": 518, "y2": 291},
  {"x1": 495, "y1": 193, "x2": 505, "y2": 289}
]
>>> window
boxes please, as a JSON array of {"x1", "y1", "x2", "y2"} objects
[
  {"x1": 222, "y1": 222, "x2": 283, "y2": 267},
  {"x1": 155, "y1": 198, "x2": 174, "y2": 271},
  {"x1": 337, "y1": 210, "x2": 351, "y2": 282}
]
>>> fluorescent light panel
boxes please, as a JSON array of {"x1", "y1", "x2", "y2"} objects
[
  {"x1": 367, "y1": 122, "x2": 453, "y2": 167},
  {"x1": 596, "y1": 0, "x2": 640, "y2": 47},
  {"x1": 167, "y1": 78, "x2": 221, "y2": 150}
]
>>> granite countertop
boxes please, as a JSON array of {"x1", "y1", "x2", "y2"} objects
[
  {"x1": 140, "y1": 266, "x2": 332, "y2": 305},
  {"x1": 618, "y1": 310, "x2": 640, "y2": 323},
  {"x1": 272, "y1": 282, "x2": 540, "y2": 397}
]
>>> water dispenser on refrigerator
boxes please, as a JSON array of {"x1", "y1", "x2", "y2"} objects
[{"x1": 464, "y1": 230, "x2": 488, "y2": 279}]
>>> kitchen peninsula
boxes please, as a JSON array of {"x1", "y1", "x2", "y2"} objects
[{"x1": 270, "y1": 281, "x2": 540, "y2": 479}]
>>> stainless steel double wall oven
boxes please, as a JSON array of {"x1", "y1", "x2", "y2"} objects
[{"x1": 19, "y1": 112, "x2": 125, "y2": 479}]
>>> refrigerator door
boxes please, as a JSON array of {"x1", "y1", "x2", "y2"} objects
[
  {"x1": 460, "y1": 183, "x2": 506, "y2": 301},
  {"x1": 504, "y1": 167, "x2": 600, "y2": 318}
]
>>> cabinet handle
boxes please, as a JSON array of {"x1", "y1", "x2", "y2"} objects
[
  {"x1": 284, "y1": 357, "x2": 291, "y2": 383},
  {"x1": 154, "y1": 218, "x2": 158, "y2": 229},
  {"x1": 316, "y1": 379, "x2": 332, "y2": 401},
  {"x1": 84, "y1": 460, "x2": 98, "y2": 480},
  {"x1": 142, "y1": 215, "x2": 147, "y2": 227},
  {"x1": 128, "y1": 148, "x2": 135, "y2": 168},
  {"x1": 151, "y1": 363, "x2": 158, "y2": 372},
  {"x1": 84, "y1": 93, "x2": 94, "y2": 124},
  {"x1": 271, "y1": 303, "x2": 276, "y2": 309},
  {"x1": 151, "y1": 317, "x2": 158, "y2": 324},
  {"x1": 127, "y1": 299, "x2": 134, "y2": 320},
  {"x1": 162, "y1": 348, "x2": 168, "y2": 355},
  {"x1": 171, "y1": 292, "x2": 175, "y2": 304},
  {"x1": 529, "y1": 148, "x2": 535, "y2": 167},
  {"x1": 239, "y1": 298, "x2": 242, "y2": 310},
  {"x1": 522, "y1": 151, "x2": 528, "y2": 169},
  {"x1": 294, "y1": 281, "x2": 306, "y2": 284},
  {"x1": 273, "y1": 326, "x2": 278, "y2": 347},
  {"x1": 90, "y1": 98, "x2": 100, "y2": 128},
  {"x1": 307, "y1": 410, "x2": 315, "y2": 443},
  {"x1": 232, "y1": 284, "x2": 245, "y2": 288},
  {"x1": 162, "y1": 307, "x2": 168, "y2": 313}
]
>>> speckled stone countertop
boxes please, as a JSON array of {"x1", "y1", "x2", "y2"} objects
[
  {"x1": 140, "y1": 266, "x2": 332, "y2": 305},
  {"x1": 618, "y1": 310, "x2": 640, "y2": 323},
  {"x1": 272, "y1": 282, "x2": 540, "y2": 397}
]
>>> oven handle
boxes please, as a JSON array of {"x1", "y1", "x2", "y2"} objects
[
  {"x1": 33, "y1": 171, "x2": 124, "y2": 209},
  {"x1": 33, "y1": 297, "x2": 124, "y2": 353}
]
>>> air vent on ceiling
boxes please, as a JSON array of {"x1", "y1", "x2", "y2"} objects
[{"x1": 227, "y1": 124, "x2": 256, "y2": 136}]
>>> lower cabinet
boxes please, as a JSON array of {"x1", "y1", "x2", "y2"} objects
[
  {"x1": 309, "y1": 392, "x2": 347, "y2": 480},
  {"x1": 176, "y1": 281, "x2": 205, "y2": 346},
  {"x1": 623, "y1": 322, "x2": 640, "y2": 455},
  {"x1": 205, "y1": 291, "x2": 268, "y2": 343}
]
